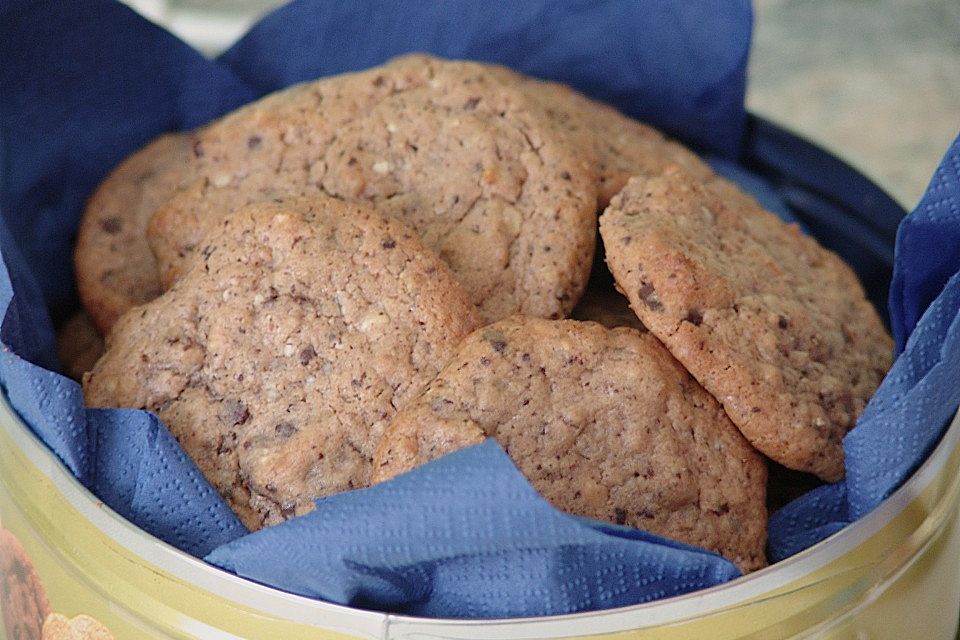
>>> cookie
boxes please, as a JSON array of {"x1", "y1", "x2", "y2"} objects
[
  {"x1": 41, "y1": 614, "x2": 114, "y2": 640},
  {"x1": 57, "y1": 311, "x2": 105, "y2": 381},
  {"x1": 83, "y1": 196, "x2": 481, "y2": 530},
  {"x1": 373, "y1": 316, "x2": 768, "y2": 572},
  {"x1": 0, "y1": 528, "x2": 50, "y2": 640},
  {"x1": 487, "y1": 67, "x2": 714, "y2": 206},
  {"x1": 146, "y1": 53, "x2": 598, "y2": 322},
  {"x1": 74, "y1": 131, "x2": 196, "y2": 334},
  {"x1": 600, "y1": 168, "x2": 893, "y2": 482}
]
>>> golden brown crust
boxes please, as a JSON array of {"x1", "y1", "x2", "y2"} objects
[{"x1": 600, "y1": 168, "x2": 893, "y2": 482}]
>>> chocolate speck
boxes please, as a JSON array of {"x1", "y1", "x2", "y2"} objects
[
  {"x1": 299, "y1": 345, "x2": 317, "y2": 365},
  {"x1": 247, "y1": 135, "x2": 263, "y2": 150},
  {"x1": 464, "y1": 96, "x2": 480, "y2": 110},
  {"x1": 192, "y1": 140, "x2": 205, "y2": 158},
  {"x1": 275, "y1": 422, "x2": 298, "y2": 438},
  {"x1": 479, "y1": 356, "x2": 491, "y2": 366},
  {"x1": 778, "y1": 315, "x2": 789, "y2": 329},
  {"x1": 614, "y1": 508, "x2": 627, "y2": 525},
  {"x1": 684, "y1": 309, "x2": 703, "y2": 326},
  {"x1": 221, "y1": 400, "x2": 250, "y2": 426},
  {"x1": 710, "y1": 503, "x2": 730, "y2": 516},
  {"x1": 559, "y1": 170, "x2": 571, "y2": 180},
  {"x1": 373, "y1": 75, "x2": 385, "y2": 87},
  {"x1": 638, "y1": 282, "x2": 663, "y2": 311},
  {"x1": 100, "y1": 217, "x2": 122, "y2": 234},
  {"x1": 381, "y1": 238, "x2": 396, "y2": 249}
]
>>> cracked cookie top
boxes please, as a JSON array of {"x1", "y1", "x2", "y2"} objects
[
  {"x1": 83, "y1": 196, "x2": 481, "y2": 530},
  {"x1": 147, "y1": 53, "x2": 598, "y2": 322},
  {"x1": 600, "y1": 168, "x2": 892, "y2": 482},
  {"x1": 485, "y1": 66, "x2": 714, "y2": 207},
  {"x1": 372, "y1": 316, "x2": 768, "y2": 573}
]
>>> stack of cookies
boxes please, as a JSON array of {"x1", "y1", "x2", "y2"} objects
[{"x1": 67, "y1": 55, "x2": 892, "y2": 573}]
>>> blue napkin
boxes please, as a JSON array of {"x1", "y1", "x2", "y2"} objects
[
  {"x1": 208, "y1": 440, "x2": 740, "y2": 617},
  {"x1": 1, "y1": 0, "x2": 957, "y2": 618},
  {"x1": 768, "y1": 138, "x2": 960, "y2": 560}
]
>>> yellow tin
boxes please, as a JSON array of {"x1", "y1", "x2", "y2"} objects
[{"x1": 0, "y1": 390, "x2": 958, "y2": 639}]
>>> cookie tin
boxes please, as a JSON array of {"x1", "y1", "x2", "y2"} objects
[
  {"x1": 1, "y1": 118, "x2": 956, "y2": 639},
  {"x1": 2, "y1": 387, "x2": 958, "y2": 640}
]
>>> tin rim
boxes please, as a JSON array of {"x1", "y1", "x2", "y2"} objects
[{"x1": 2, "y1": 391, "x2": 958, "y2": 635}]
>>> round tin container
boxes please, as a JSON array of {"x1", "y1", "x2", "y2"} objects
[
  {"x1": 1, "y1": 395, "x2": 958, "y2": 639},
  {"x1": 1, "y1": 118, "x2": 955, "y2": 639}
]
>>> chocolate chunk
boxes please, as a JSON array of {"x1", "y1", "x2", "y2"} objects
[
  {"x1": 100, "y1": 217, "x2": 122, "y2": 234},
  {"x1": 274, "y1": 422, "x2": 298, "y2": 438},
  {"x1": 299, "y1": 345, "x2": 317, "y2": 365},
  {"x1": 638, "y1": 282, "x2": 663, "y2": 311},
  {"x1": 684, "y1": 309, "x2": 703, "y2": 326},
  {"x1": 220, "y1": 400, "x2": 250, "y2": 426}
]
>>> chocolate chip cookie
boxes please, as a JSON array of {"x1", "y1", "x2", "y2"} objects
[
  {"x1": 600, "y1": 168, "x2": 892, "y2": 482},
  {"x1": 488, "y1": 67, "x2": 714, "y2": 206},
  {"x1": 372, "y1": 316, "x2": 768, "y2": 572},
  {"x1": 83, "y1": 196, "x2": 481, "y2": 530},
  {"x1": 74, "y1": 131, "x2": 196, "y2": 334},
  {"x1": 57, "y1": 311, "x2": 105, "y2": 381},
  {"x1": 0, "y1": 528, "x2": 50, "y2": 640},
  {"x1": 147, "y1": 54, "x2": 598, "y2": 322}
]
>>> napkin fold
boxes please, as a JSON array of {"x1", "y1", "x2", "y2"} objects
[
  {"x1": 208, "y1": 440, "x2": 740, "y2": 618},
  {"x1": 1, "y1": 0, "x2": 957, "y2": 619}
]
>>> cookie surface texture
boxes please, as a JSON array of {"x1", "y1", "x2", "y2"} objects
[
  {"x1": 600, "y1": 168, "x2": 893, "y2": 482},
  {"x1": 74, "y1": 132, "x2": 196, "y2": 334},
  {"x1": 0, "y1": 528, "x2": 50, "y2": 640},
  {"x1": 147, "y1": 54, "x2": 598, "y2": 322},
  {"x1": 83, "y1": 196, "x2": 481, "y2": 530},
  {"x1": 373, "y1": 316, "x2": 768, "y2": 572},
  {"x1": 491, "y1": 68, "x2": 714, "y2": 206}
]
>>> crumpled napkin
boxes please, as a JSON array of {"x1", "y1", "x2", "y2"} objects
[{"x1": 1, "y1": 0, "x2": 956, "y2": 618}]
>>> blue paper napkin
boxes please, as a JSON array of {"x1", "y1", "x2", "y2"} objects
[
  {"x1": 208, "y1": 440, "x2": 740, "y2": 617},
  {"x1": 1, "y1": 0, "x2": 958, "y2": 619}
]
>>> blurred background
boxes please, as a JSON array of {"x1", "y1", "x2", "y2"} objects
[{"x1": 122, "y1": 0, "x2": 960, "y2": 210}]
